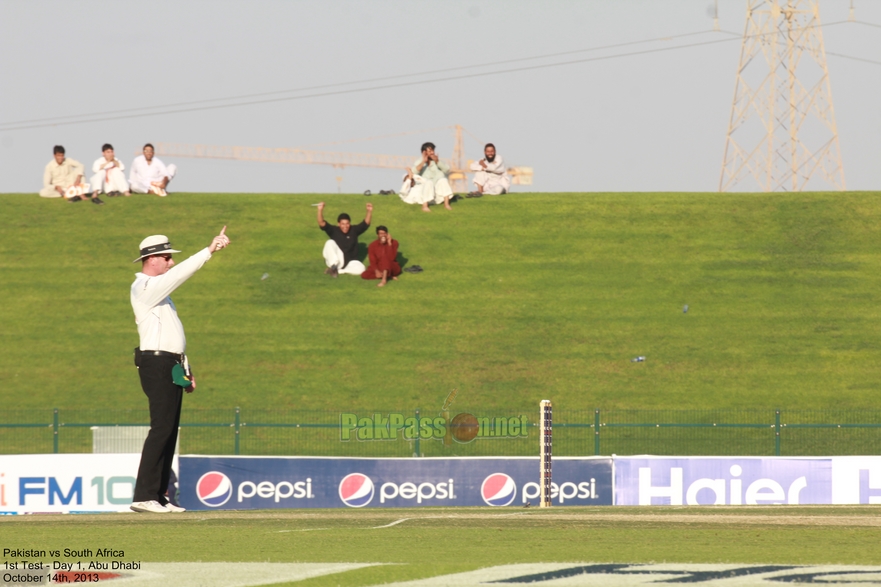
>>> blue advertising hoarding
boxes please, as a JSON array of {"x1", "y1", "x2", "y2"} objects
[
  {"x1": 615, "y1": 457, "x2": 832, "y2": 506},
  {"x1": 180, "y1": 456, "x2": 613, "y2": 510}
]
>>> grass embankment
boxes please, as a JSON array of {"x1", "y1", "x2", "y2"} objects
[{"x1": 1, "y1": 191, "x2": 880, "y2": 414}]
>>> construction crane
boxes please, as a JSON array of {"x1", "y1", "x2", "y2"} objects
[{"x1": 151, "y1": 125, "x2": 533, "y2": 193}]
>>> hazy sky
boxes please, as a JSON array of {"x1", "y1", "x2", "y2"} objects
[{"x1": 1, "y1": 0, "x2": 878, "y2": 194}]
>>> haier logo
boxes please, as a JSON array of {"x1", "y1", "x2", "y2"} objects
[
  {"x1": 857, "y1": 469, "x2": 881, "y2": 504},
  {"x1": 617, "y1": 458, "x2": 838, "y2": 506},
  {"x1": 638, "y1": 465, "x2": 809, "y2": 505},
  {"x1": 831, "y1": 457, "x2": 881, "y2": 505}
]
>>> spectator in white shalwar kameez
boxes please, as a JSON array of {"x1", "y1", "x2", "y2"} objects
[
  {"x1": 91, "y1": 144, "x2": 131, "y2": 196},
  {"x1": 40, "y1": 145, "x2": 84, "y2": 198},
  {"x1": 130, "y1": 143, "x2": 177, "y2": 196},
  {"x1": 40, "y1": 145, "x2": 103, "y2": 204},
  {"x1": 468, "y1": 143, "x2": 511, "y2": 197},
  {"x1": 398, "y1": 142, "x2": 453, "y2": 212}
]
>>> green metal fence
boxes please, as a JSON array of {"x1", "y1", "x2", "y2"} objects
[{"x1": 1, "y1": 408, "x2": 880, "y2": 456}]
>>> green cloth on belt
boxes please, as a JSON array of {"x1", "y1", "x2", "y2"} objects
[{"x1": 171, "y1": 363, "x2": 192, "y2": 387}]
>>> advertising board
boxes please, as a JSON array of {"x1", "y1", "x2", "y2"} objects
[
  {"x1": 0, "y1": 454, "x2": 142, "y2": 514},
  {"x1": 831, "y1": 456, "x2": 881, "y2": 504},
  {"x1": 5, "y1": 454, "x2": 877, "y2": 512},
  {"x1": 615, "y1": 457, "x2": 832, "y2": 506},
  {"x1": 179, "y1": 456, "x2": 613, "y2": 510}
]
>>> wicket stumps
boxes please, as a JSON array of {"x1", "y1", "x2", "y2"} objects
[{"x1": 539, "y1": 399, "x2": 552, "y2": 507}]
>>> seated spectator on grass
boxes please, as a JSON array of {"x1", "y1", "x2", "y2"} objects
[
  {"x1": 361, "y1": 226, "x2": 401, "y2": 287},
  {"x1": 40, "y1": 145, "x2": 103, "y2": 204},
  {"x1": 399, "y1": 141, "x2": 453, "y2": 212},
  {"x1": 468, "y1": 143, "x2": 510, "y2": 197},
  {"x1": 91, "y1": 143, "x2": 130, "y2": 197},
  {"x1": 130, "y1": 143, "x2": 177, "y2": 196},
  {"x1": 316, "y1": 201, "x2": 372, "y2": 277}
]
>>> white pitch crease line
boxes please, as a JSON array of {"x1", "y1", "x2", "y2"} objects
[
  {"x1": 275, "y1": 519, "x2": 410, "y2": 532},
  {"x1": 370, "y1": 518, "x2": 411, "y2": 529}
]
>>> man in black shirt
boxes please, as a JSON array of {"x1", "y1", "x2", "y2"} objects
[{"x1": 316, "y1": 202, "x2": 372, "y2": 277}]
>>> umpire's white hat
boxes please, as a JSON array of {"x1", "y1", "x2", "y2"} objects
[{"x1": 133, "y1": 235, "x2": 181, "y2": 262}]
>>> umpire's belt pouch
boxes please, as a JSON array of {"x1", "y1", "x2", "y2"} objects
[
  {"x1": 134, "y1": 347, "x2": 141, "y2": 368},
  {"x1": 171, "y1": 363, "x2": 192, "y2": 387}
]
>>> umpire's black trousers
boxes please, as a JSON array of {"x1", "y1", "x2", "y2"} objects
[{"x1": 133, "y1": 354, "x2": 183, "y2": 504}]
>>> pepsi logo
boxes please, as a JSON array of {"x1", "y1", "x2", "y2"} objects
[
  {"x1": 338, "y1": 473, "x2": 375, "y2": 508},
  {"x1": 481, "y1": 473, "x2": 517, "y2": 506},
  {"x1": 196, "y1": 471, "x2": 233, "y2": 507}
]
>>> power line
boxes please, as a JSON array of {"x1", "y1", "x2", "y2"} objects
[
  {"x1": 0, "y1": 30, "x2": 717, "y2": 129},
  {"x1": 3, "y1": 20, "x2": 875, "y2": 132},
  {"x1": 828, "y1": 20, "x2": 881, "y2": 64},
  {"x1": 827, "y1": 52, "x2": 881, "y2": 66},
  {"x1": 718, "y1": 26, "x2": 881, "y2": 67},
  {"x1": 0, "y1": 33, "x2": 781, "y2": 132},
  {"x1": 737, "y1": 19, "x2": 881, "y2": 66}
]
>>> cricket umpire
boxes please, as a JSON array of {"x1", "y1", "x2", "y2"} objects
[{"x1": 130, "y1": 226, "x2": 230, "y2": 513}]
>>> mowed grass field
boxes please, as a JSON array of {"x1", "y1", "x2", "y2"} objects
[
  {"x1": 2, "y1": 507, "x2": 880, "y2": 586},
  {"x1": 2, "y1": 193, "x2": 881, "y2": 587},
  {"x1": 1, "y1": 191, "x2": 881, "y2": 414}
]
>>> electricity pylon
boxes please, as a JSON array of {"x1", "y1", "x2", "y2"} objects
[{"x1": 719, "y1": 0, "x2": 845, "y2": 192}]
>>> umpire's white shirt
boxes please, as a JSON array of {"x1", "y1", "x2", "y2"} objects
[{"x1": 131, "y1": 248, "x2": 212, "y2": 353}]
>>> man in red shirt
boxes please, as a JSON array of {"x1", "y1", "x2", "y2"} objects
[{"x1": 361, "y1": 225, "x2": 401, "y2": 287}]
